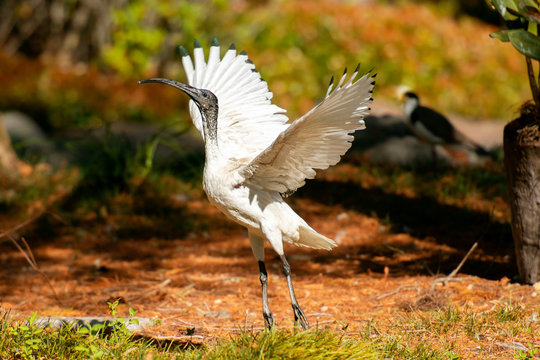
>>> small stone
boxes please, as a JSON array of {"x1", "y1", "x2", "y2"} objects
[
  {"x1": 334, "y1": 230, "x2": 347, "y2": 244},
  {"x1": 202, "y1": 309, "x2": 231, "y2": 319},
  {"x1": 533, "y1": 281, "x2": 540, "y2": 292},
  {"x1": 336, "y1": 212, "x2": 349, "y2": 221}
]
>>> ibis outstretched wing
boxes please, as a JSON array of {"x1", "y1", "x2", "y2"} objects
[
  {"x1": 239, "y1": 68, "x2": 375, "y2": 195},
  {"x1": 181, "y1": 39, "x2": 289, "y2": 160}
]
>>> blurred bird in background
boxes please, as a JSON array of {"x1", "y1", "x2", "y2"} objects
[
  {"x1": 398, "y1": 87, "x2": 489, "y2": 162},
  {"x1": 139, "y1": 39, "x2": 374, "y2": 329}
]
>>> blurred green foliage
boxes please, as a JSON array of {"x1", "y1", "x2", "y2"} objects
[
  {"x1": 101, "y1": 2, "x2": 167, "y2": 77},
  {"x1": 0, "y1": 52, "x2": 186, "y2": 131},
  {"x1": 0, "y1": 0, "x2": 531, "y2": 129},
  {"x1": 94, "y1": 0, "x2": 529, "y2": 120},
  {"x1": 489, "y1": 0, "x2": 540, "y2": 112},
  {"x1": 100, "y1": 0, "x2": 231, "y2": 77}
]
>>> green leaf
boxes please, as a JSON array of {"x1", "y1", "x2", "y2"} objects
[
  {"x1": 490, "y1": 29, "x2": 512, "y2": 41},
  {"x1": 518, "y1": 1, "x2": 540, "y2": 11},
  {"x1": 74, "y1": 345, "x2": 90, "y2": 353},
  {"x1": 528, "y1": 21, "x2": 538, "y2": 36},
  {"x1": 491, "y1": 0, "x2": 519, "y2": 20},
  {"x1": 29, "y1": 312, "x2": 37, "y2": 324},
  {"x1": 508, "y1": 29, "x2": 540, "y2": 60},
  {"x1": 517, "y1": 7, "x2": 540, "y2": 27},
  {"x1": 78, "y1": 327, "x2": 90, "y2": 334},
  {"x1": 90, "y1": 323, "x2": 105, "y2": 333}
]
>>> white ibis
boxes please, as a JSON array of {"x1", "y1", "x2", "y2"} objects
[
  {"x1": 139, "y1": 38, "x2": 374, "y2": 329},
  {"x1": 401, "y1": 91, "x2": 489, "y2": 157}
]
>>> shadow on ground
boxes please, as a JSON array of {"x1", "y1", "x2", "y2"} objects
[
  {"x1": 0, "y1": 157, "x2": 516, "y2": 304},
  {"x1": 295, "y1": 175, "x2": 515, "y2": 281}
]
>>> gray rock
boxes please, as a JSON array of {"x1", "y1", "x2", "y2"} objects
[
  {"x1": 352, "y1": 114, "x2": 494, "y2": 167},
  {"x1": 1, "y1": 111, "x2": 66, "y2": 166},
  {"x1": 365, "y1": 136, "x2": 435, "y2": 166},
  {"x1": 2, "y1": 111, "x2": 47, "y2": 141},
  {"x1": 34, "y1": 316, "x2": 156, "y2": 332}
]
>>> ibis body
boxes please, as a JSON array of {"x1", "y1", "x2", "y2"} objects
[
  {"x1": 402, "y1": 91, "x2": 489, "y2": 156},
  {"x1": 139, "y1": 39, "x2": 374, "y2": 329}
]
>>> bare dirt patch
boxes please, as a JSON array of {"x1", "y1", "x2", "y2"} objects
[{"x1": 0, "y1": 164, "x2": 538, "y2": 358}]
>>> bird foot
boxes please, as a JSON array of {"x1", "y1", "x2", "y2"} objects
[
  {"x1": 292, "y1": 303, "x2": 309, "y2": 330},
  {"x1": 263, "y1": 311, "x2": 275, "y2": 330}
]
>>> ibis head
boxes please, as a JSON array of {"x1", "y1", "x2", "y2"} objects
[
  {"x1": 403, "y1": 91, "x2": 419, "y2": 102},
  {"x1": 138, "y1": 78, "x2": 218, "y2": 143},
  {"x1": 138, "y1": 78, "x2": 217, "y2": 111},
  {"x1": 398, "y1": 90, "x2": 420, "y2": 121}
]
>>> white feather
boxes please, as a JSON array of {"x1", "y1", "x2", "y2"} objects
[
  {"x1": 182, "y1": 43, "x2": 289, "y2": 161},
  {"x1": 141, "y1": 39, "x2": 378, "y2": 329},
  {"x1": 240, "y1": 71, "x2": 374, "y2": 194},
  {"x1": 178, "y1": 41, "x2": 373, "y2": 254}
]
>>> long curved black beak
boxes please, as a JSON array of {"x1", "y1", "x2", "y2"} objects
[{"x1": 138, "y1": 78, "x2": 198, "y2": 99}]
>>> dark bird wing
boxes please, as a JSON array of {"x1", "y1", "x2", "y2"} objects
[{"x1": 410, "y1": 106, "x2": 457, "y2": 144}]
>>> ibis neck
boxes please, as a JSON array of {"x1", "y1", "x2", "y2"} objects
[
  {"x1": 404, "y1": 97, "x2": 419, "y2": 120},
  {"x1": 200, "y1": 104, "x2": 220, "y2": 159}
]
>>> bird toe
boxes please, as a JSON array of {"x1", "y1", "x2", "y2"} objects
[
  {"x1": 263, "y1": 311, "x2": 275, "y2": 329},
  {"x1": 292, "y1": 304, "x2": 309, "y2": 330}
]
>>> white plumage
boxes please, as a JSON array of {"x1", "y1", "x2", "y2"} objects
[{"x1": 139, "y1": 39, "x2": 374, "y2": 329}]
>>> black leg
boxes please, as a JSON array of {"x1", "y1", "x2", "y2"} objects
[
  {"x1": 258, "y1": 260, "x2": 274, "y2": 329},
  {"x1": 280, "y1": 255, "x2": 309, "y2": 330}
]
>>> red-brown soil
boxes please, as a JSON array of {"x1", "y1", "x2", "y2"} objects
[{"x1": 0, "y1": 164, "x2": 538, "y2": 359}]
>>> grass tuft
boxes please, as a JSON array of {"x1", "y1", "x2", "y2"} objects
[
  {"x1": 199, "y1": 329, "x2": 379, "y2": 360},
  {"x1": 2, "y1": 302, "x2": 537, "y2": 359},
  {"x1": 0, "y1": 310, "x2": 384, "y2": 359}
]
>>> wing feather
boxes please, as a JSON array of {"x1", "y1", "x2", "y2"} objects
[
  {"x1": 193, "y1": 40, "x2": 206, "y2": 86},
  {"x1": 202, "y1": 41, "x2": 220, "y2": 87},
  {"x1": 180, "y1": 40, "x2": 289, "y2": 159},
  {"x1": 181, "y1": 39, "x2": 288, "y2": 161},
  {"x1": 180, "y1": 46, "x2": 194, "y2": 84},
  {"x1": 239, "y1": 69, "x2": 375, "y2": 194},
  {"x1": 179, "y1": 39, "x2": 374, "y2": 194}
]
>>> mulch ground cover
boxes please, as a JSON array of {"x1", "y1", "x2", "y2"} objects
[{"x1": 1, "y1": 163, "x2": 538, "y2": 358}]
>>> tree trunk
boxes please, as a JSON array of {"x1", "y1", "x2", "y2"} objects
[
  {"x1": 503, "y1": 114, "x2": 540, "y2": 284},
  {"x1": 0, "y1": 114, "x2": 20, "y2": 187}
]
